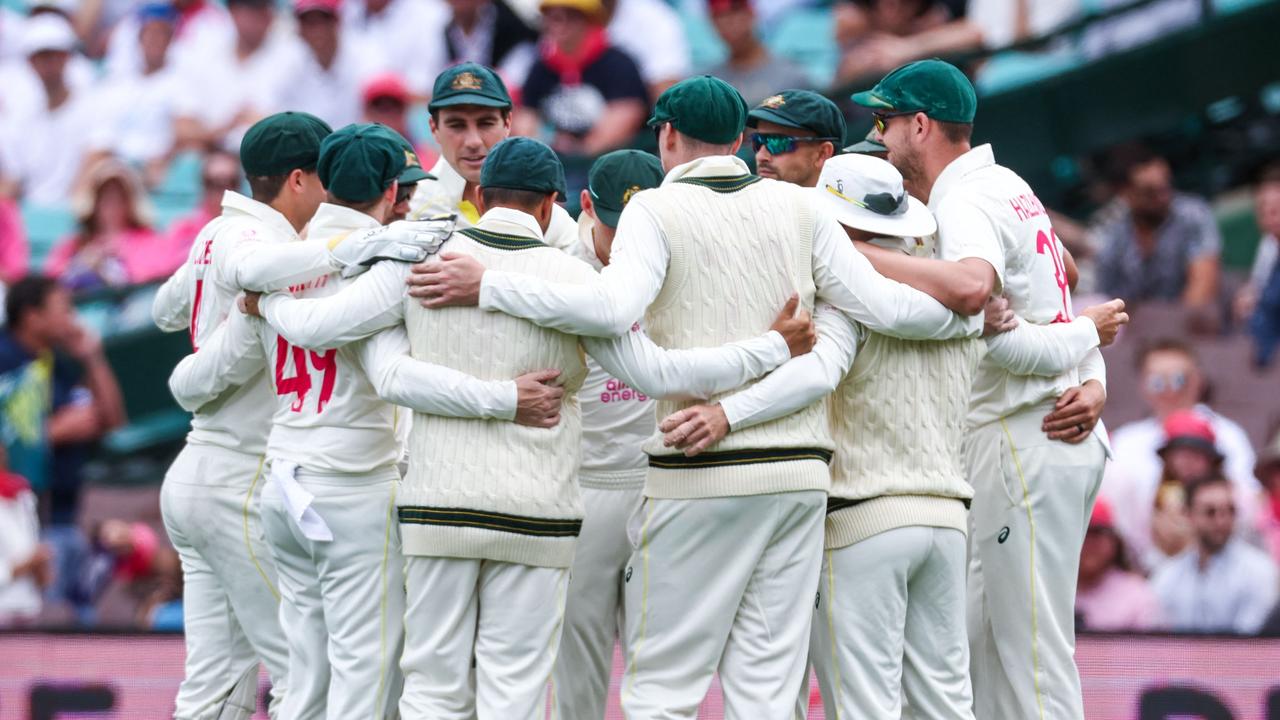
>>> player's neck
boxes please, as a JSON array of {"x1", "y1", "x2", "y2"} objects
[
  {"x1": 920, "y1": 142, "x2": 970, "y2": 204},
  {"x1": 461, "y1": 181, "x2": 481, "y2": 209}
]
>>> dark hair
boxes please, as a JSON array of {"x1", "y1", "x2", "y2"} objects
[
  {"x1": 1186, "y1": 473, "x2": 1232, "y2": 509},
  {"x1": 1257, "y1": 160, "x2": 1280, "y2": 187},
  {"x1": 4, "y1": 275, "x2": 60, "y2": 330},
  {"x1": 247, "y1": 174, "x2": 289, "y2": 203},
  {"x1": 936, "y1": 120, "x2": 973, "y2": 144},
  {"x1": 1120, "y1": 146, "x2": 1166, "y2": 186},
  {"x1": 325, "y1": 190, "x2": 386, "y2": 213},
  {"x1": 1135, "y1": 337, "x2": 1199, "y2": 372},
  {"x1": 480, "y1": 187, "x2": 552, "y2": 212}
]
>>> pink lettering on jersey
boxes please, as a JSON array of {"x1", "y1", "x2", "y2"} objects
[
  {"x1": 190, "y1": 238, "x2": 217, "y2": 350},
  {"x1": 600, "y1": 378, "x2": 648, "y2": 404},
  {"x1": 287, "y1": 275, "x2": 331, "y2": 295},
  {"x1": 1009, "y1": 193, "x2": 1046, "y2": 223},
  {"x1": 274, "y1": 336, "x2": 338, "y2": 413},
  {"x1": 1035, "y1": 229, "x2": 1072, "y2": 323}
]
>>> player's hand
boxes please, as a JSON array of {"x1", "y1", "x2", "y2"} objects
[
  {"x1": 770, "y1": 294, "x2": 816, "y2": 357},
  {"x1": 406, "y1": 253, "x2": 486, "y2": 308},
  {"x1": 1079, "y1": 299, "x2": 1129, "y2": 347},
  {"x1": 659, "y1": 404, "x2": 729, "y2": 456},
  {"x1": 1042, "y1": 380, "x2": 1106, "y2": 443},
  {"x1": 329, "y1": 215, "x2": 456, "y2": 278},
  {"x1": 239, "y1": 291, "x2": 263, "y2": 318},
  {"x1": 514, "y1": 369, "x2": 563, "y2": 428},
  {"x1": 982, "y1": 296, "x2": 1016, "y2": 337}
]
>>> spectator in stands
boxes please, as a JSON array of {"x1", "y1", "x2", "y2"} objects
[
  {"x1": 277, "y1": 0, "x2": 388, "y2": 128},
  {"x1": 0, "y1": 445, "x2": 50, "y2": 627},
  {"x1": 604, "y1": 0, "x2": 691, "y2": 96},
  {"x1": 1243, "y1": 164, "x2": 1280, "y2": 367},
  {"x1": 1106, "y1": 340, "x2": 1260, "y2": 571},
  {"x1": 85, "y1": 519, "x2": 181, "y2": 628},
  {"x1": 0, "y1": 194, "x2": 28, "y2": 284},
  {"x1": 1254, "y1": 432, "x2": 1280, "y2": 567},
  {"x1": 1094, "y1": 149, "x2": 1221, "y2": 309},
  {"x1": 172, "y1": 0, "x2": 292, "y2": 150},
  {"x1": 161, "y1": 150, "x2": 243, "y2": 267},
  {"x1": 1080, "y1": 0, "x2": 1203, "y2": 60},
  {"x1": 704, "y1": 0, "x2": 812, "y2": 106},
  {"x1": 361, "y1": 73, "x2": 427, "y2": 157},
  {"x1": 1076, "y1": 498, "x2": 1163, "y2": 631},
  {"x1": 1147, "y1": 410, "x2": 1225, "y2": 566},
  {"x1": 87, "y1": 4, "x2": 183, "y2": 188},
  {"x1": 0, "y1": 14, "x2": 96, "y2": 207},
  {"x1": 833, "y1": 0, "x2": 970, "y2": 84},
  {"x1": 440, "y1": 0, "x2": 540, "y2": 89},
  {"x1": 1152, "y1": 474, "x2": 1279, "y2": 634},
  {"x1": 46, "y1": 159, "x2": 166, "y2": 292},
  {"x1": 516, "y1": 0, "x2": 648, "y2": 156},
  {"x1": 343, "y1": 0, "x2": 448, "y2": 95},
  {"x1": 103, "y1": 0, "x2": 233, "y2": 81}
]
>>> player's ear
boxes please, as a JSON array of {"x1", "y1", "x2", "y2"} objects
[
  {"x1": 475, "y1": 186, "x2": 489, "y2": 215},
  {"x1": 580, "y1": 189, "x2": 594, "y2": 220}
]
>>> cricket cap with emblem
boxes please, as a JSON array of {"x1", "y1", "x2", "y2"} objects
[
  {"x1": 587, "y1": 150, "x2": 664, "y2": 228},
  {"x1": 851, "y1": 58, "x2": 977, "y2": 124},
  {"x1": 318, "y1": 123, "x2": 407, "y2": 203},
  {"x1": 480, "y1": 137, "x2": 567, "y2": 200},
  {"x1": 377, "y1": 124, "x2": 435, "y2": 184},
  {"x1": 647, "y1": 75, "x2": 748, "y2": 145},
  {"x1": 240, "y1": 111, "x2": 333, "y2": 177},
  {"x1": 814, "y1": 153, "x2": 935, "y2": 238},
  {"x1": 428, "y1": 62, "x2": 512, "y2": 112},
  {"x1": 747, "y1": 90, "x2": 846, "y2": 143}
]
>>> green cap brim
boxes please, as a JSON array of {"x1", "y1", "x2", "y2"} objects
[
  {"x1": 427, "y1": 93, "x2": 512, "y2": 111},
  {"x1": 843, "y1": 139, "x2": 887, "y2": 154},
  {"x1": 745, "y1": 107, "x2": 807, "y2": 131},
  {"x1": 850, "y1": 89, "x2": 895, "y2": 110},
  {"x1": 399, "y1": 166, "x2": 434, "y2": 183}
]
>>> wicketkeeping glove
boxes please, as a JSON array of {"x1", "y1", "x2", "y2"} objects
[{"x1": 328, "y1": 214, "x2": 457, "y2": 278}]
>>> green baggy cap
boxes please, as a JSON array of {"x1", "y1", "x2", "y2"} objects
[
  {"x1": 317, "y1": 123, "x2": 408, "y2": 203},
  {"x1": 587, "y1": 149, "x2": 664, "y2": 228},
  {"x1": 747, "y1": 89, "x2": 846, "y2": 144},
  {"x1": 480, "y1": 137, "x2": 567, "y2": 200},
  {"x1": 379, "y1": 124, "x2": 435, "y2": 185},
  {"x1": 843, "y1": 127, "x2": 887, "y2": 155},
  {"x1": 850, "y1": 58, "x2": 977, "y2": 124},
  {"x1": 647, "y1": 75, "x2": 748, "y2": 145},
  {"x1": 240, "y1": 111, "x2": 333, "y2": 176},
  {"x1": 428, "y1": 62, "x2": 513, "y2": 112}
]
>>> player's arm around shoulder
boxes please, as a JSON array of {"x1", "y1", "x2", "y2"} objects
[
  {"x1": 256, "y1": 259, "x2": 411, "y2": 352},
  {"x1": 168, "y1": 308, "x2": 267, "y2": 412}
]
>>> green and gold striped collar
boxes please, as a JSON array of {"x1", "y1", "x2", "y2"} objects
[
  {"x1": 459, "y1": 227, "x2": 546, "y2": 251},
  {"x1": 673, "y1": 174, "x2": 763, "y2": 194}
]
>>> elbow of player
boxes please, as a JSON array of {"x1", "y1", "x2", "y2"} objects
[{"x1": 951, "y1": 280, "x2": 993, "y2": 317}]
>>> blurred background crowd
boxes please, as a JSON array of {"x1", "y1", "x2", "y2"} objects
[{"x1": 0, "y1": 0, "x2": 1278, "y2": 639}]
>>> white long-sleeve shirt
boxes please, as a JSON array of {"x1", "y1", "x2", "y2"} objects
[
  {"x1": 151, "y1": 191, "x2": 309, "y2": 456},
  {"x1": 475, "y1": 155, "x2": 977, "y2": 343},
  {"x1": 0, "y1": 481, "x2": 40, "y2": 624},
  {"x1": 258, "y1": 208, "x2": 793, "y2": 404},
  {"x1": 168, "y1": 204, "x2": 514, "y2": 474}
]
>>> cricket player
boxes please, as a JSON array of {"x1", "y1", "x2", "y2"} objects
[
  {"x1": 663, "y1": 153, "x2": 1128, "y2": 720},
  {"x1": 165, "y1": 124, "x2": 488, "y2": 720},
  {"x1": 149, "y1": 111, "x2": 333, "y2": 720},
  {"x1": 410, "y1": 62, "x2": 578, "y2": 249},
  {"x1": 411, "y1": 76, "x2": 981, "y2": 718},
  {"x1": 852, "y1": 60, "x2": 1119, "y2": 719},
  {"x1": 747, "y1": 89, "x2": 844, "y2": 187},
  {"x1": 550, "y1": 149, "x2": 666, "y2": 720}
]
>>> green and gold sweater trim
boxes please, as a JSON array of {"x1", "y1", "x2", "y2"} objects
[
  {"x1": 648, "y1": 446, "x2": 833, "y2": 470},
  {"x1": 398, "y1": 506, "x2": 582, "y2": 537},
  {"x1": 458, "y1": 227, "x2": 545, "y2": 251},
  {"x1": 673, "y1": 174, "x2": 763, "y2": 194}
]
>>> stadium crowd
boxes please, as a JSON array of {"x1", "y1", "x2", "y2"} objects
[{"x1": 0, "y1": 0, "x2": 1277, "y2": 647}]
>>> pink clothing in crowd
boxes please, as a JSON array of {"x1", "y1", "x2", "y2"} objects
[
  {"x1": 0, "y1": 199, "x2": 29, "y2": 283},
  {"x1": 160, "y1": 207, "x2": 215, "y2": 268},
  {"x1": 1076, "y1": 569, "x2": 1164, "y2": 631},
  {"x1": 45, "y1": 228, "x2": 171, "y2": 289},
  {"x1": 1257, "y1": 495, "x2": 1280, "y2": 567}
]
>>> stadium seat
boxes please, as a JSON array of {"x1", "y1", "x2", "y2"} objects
[
  {"x1": 762, "y1": 5, "x2": 839, "y2": 87},
  {"x1": 20, "y1": 202, "x2": 76, "y2": 271}
]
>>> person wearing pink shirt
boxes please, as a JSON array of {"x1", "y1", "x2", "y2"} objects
[
  {"x1": 159, "y1": 150, "x2": 243, "y2": 268},
  {"x1": 0, "y1": 196, "x2": 29, "y2": 284},
  {"x1": 1077, "y1": 498, "x2": 1164, "y2": 631},
  {"x1": 1254, "y1": 433, "x2": 1280, "y2": 565},
  {"x1": 45, "y1": 158, "x2": 167, "y2": 291}
]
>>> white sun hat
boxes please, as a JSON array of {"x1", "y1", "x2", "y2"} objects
[
  {"x1": 813, "y1": 153, "x2": 936, "y2": 239},
  {"x1": 22, "y1": 13, "x2": 77, "y2": 56}
]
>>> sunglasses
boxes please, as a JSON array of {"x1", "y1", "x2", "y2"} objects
[
  {"x1": 872, "y1": 110, "x2": 919, "y2": 135},
  {"x1": 395, "y1": 184, "x2": 415, "y2": 205},
  {"x1": 823, "y1": 182, "x2": 906, "y2": 216},
  {"x1": 750, "y1": 133, "x2": 839, "y2": 156},
  {"x1": 1145, "y1": 371, "x2": 1188, "y2": 394}
]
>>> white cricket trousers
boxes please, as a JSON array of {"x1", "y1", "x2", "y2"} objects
[
  {"x1": 622, "y1": 490, "x2": 826, "y2": 720},
  {"x1": 551, "y1": 484, "x2": 644, "y2": 719},
  {"x1": 809, "y1": 525, "x2": 974, "y2": 720},
  {"x1": 260, "y1": 464, "x2": 405, "y2": 720},
  {"x1": 964, "y1": 405, "x2": 1105, "y2": 720},
  {"x1": 399, "y1": 556, "x2": 569, "y2": 719},
  {"x1": 161, "y1": 443, "x2": 289, "y2": 720}
]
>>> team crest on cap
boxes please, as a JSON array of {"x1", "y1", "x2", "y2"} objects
[
  {"x1": 452, "y1": 71, "x2": 483, "y2": 91},
  {"x1": 404, "y1": 150, "x2": 420, "y2": 167},
  {"x1": 762, "y1": 95, "x2": 786, "y2": 109},
  {"x1": 621, "y1": 185, "x2": 642, "y2": 205}
]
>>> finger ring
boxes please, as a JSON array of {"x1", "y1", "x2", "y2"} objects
[{"x1": 1077, "y1": 423, "x2": 1086, "y2": 433}]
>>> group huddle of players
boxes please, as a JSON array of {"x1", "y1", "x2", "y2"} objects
[{"x1": 155, "y1": 56, "x2": 1129, "y2": 720}]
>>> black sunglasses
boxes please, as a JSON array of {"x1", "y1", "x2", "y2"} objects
[
  {"x1": 750, "y1": 133, "x2": 840, "y2": 155},
  {"x1": 395, "y1": 184, "x2": 416, "y2": 205}
]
